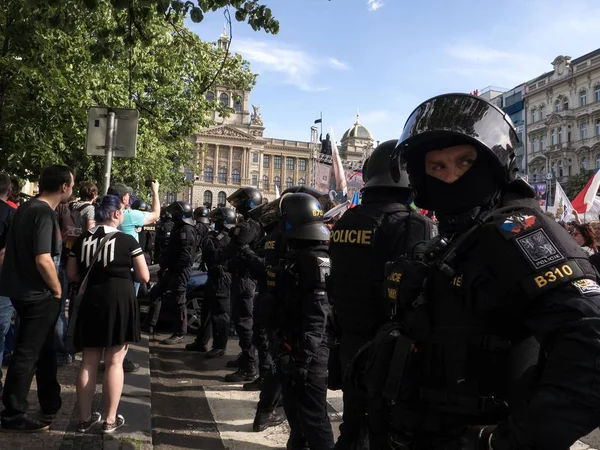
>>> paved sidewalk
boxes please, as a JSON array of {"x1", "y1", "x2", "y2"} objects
[{"x1": 0, "y1": 337, "x2": 152, "y2": 450}]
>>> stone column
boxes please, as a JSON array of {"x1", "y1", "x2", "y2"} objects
[
  {"x1": 295, "y1": 156, "x2": 299, "y2": 184},
  {"x1": 228, "y1": 146, "x2": 233, "y2": 185},
  {"x1": 240, "y1": 148, "x2": 246, "y2": 183},
  {"x1": 214, "y1": 144, "x2": 220, "y2": 182}
]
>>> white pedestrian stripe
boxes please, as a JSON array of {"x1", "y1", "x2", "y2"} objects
[{"x1": 202, "y1": 384, "x2": 596, "y2": 450}]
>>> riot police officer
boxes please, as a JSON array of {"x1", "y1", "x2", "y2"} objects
[
  {"x1": 132, "y1": 199, "x2": 156, "y2": 265},
  {"x1": 224, "y1": 187, "x2": 263, "y2": 382},
  {"x1": 185, "y1": 207, "x2": 236, "y2": 356},
  {"x1": 194, "y1": 206, "x2": 211, "y2": 249},
  {"x1": 329, "y1": 140, "x2": 435, "y2": 449},
  {"x1": 143, "y1": 201, "x2": 198, "y2": 345},
  {"x1": 362, "y1": 93, "x2": 600, "y2": 449},
  {"x1": 276, "y1": 192, "x2": 334, "y2": 450},
  {"x1": 155, "y1": 207, "x2": 174, "y2": 274}
]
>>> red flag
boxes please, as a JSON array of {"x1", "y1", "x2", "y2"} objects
[{"x1": 572, "y1": 169, "x2": 600, "y2": 213}]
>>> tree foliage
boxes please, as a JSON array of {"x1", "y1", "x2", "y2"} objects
[
  {"x1": 0, "y1": 0, "x2": 259, "y2": 194},
  {"x1": 565, "y1": 169, "x2": 594, "y2": 199}
]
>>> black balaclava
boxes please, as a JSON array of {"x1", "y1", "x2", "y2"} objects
[{"x1": 422, "y1": 148, "x2": 502, "y2": 233}]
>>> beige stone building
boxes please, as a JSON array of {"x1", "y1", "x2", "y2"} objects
[{"x1": 525, "y1": 49, "x2": 600, "y2": 186}]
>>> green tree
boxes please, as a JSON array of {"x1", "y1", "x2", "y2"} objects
[
  {"x1": 565, "y1": 169, "x2": 594, "y2": 199},
  {"x1": 0, "y1": 0, "x2": 258, "y2": 193}
]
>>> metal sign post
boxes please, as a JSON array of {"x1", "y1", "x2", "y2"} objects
[{"x1": 85, "y1": 107, "x2": 139, "y2": 195}]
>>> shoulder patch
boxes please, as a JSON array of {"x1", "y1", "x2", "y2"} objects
[
  {"x1": 572, "y1": 278, "x2": 600, "y2": 295},
  {"x1": 498, "y1": 214, "x2": 537, "y2": 236},
  {"x1": 317, "y1": 257, "x2": 330, "y2": 268},
  {"x1": 514, "y1": 228, "x2": 565, "y2": 270}
]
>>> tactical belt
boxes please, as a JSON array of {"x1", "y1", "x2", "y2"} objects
[{"x1": 420, "y1": 388, "x2": 508, "y2": 415}]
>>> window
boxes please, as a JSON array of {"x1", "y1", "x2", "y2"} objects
[
  {"x1": 204, "y1": 166, "x2": 214, "y2": 182},
  {"x1": 218, "y1": 191, "x2": 226, "y2": 206},
  {"x1": 539, "y1": 105, "x2": 545, "y2": 120},
  {"x1": 551, "y1": 129, "x2": 556, "y2": 145},
  {"x1": 286, "y1": 157, "x2": 295, "y2": 171},
  {"x1": 596, "y1": 85, "x2": 600, "y2": 102},
  {"x1": 596, "y1": 119, "x2": 600, "y2": 136},
  {"x1": 540, "y1": 135, "x2": 546, "y2": 150},
  {"x1": 531, "y1": 108, "x2": 537, "y2": 122},
  {"x1": 568, "y1": 165, "x2": 572, "y2": 176},
  {"x1": 581, "y1": 157, "x2": 588, "y2": 170},
  {"x1": 551, "y1": 164, "x2": 556, "y2": 179},
  {"x1": 252, "y1": 152, "x2": 259, "y2": 163},
  {"x1": 263, "y1": 155, "x2": 270, "y2": 168},
  {"x1": 580, "y1": 90, "x2": 588, "y2": 107},
  {"x1": 558, "y1": 160, "x2": 563, "y2": 177},
  {"x1": 581, "y1": 122, "x2": 588, "y2": 140},
  {"x1": 298, "y1": 178, "x2": 306, "y2": 186},
  {"x1": 219, "y1": 93, "x2": 229, "y2": 107},
  {"x1": 558, "y1": 127, "x2": 563, "y2": 144},
  {"x1": 233, "y1": 97, "x2": 242, "y2": 112},
  {"x1": 263, "y1": 175, "x2": 269, "y2": 189},
  {"x1": 531, "y1": 138, "x2": 537, "y2": 152},
  {"x1": 298, "y1": 159, "x2": 307, "y2": 171},
  {"x1": 596, "y1": 155, "x2": 600, "y2": 170},
  {"x1": 206, "y1": 92, "x2": 215, "y2": 102},
  {"x1": 184, "y1": 167, "x2": 193, "y2": 181},
  {"x1": 286, "y1": 177, "x2": 293, "y2": 188},
  {"x1": 554, "y1": 100, "x2": 561, "y2": 112},
  {"x1": 563, "y1": 98, "x2": 569, "y2": 110},
  {"x1": 274, "y1": 156, "x2": 282, "y2": 169},
  {"x1": 218, "y1": 167, "x2": 227, "y2": 183},
  {"x1": 203, "y1": 190, "x2": 213, "y2": 206},
  {"x1": 274, "y1": 176, "x2": 281, "y2": 188},
  {"x1": 251, "y1": 174, "x2": 258, "y2": 186},
  {"x1": 232, "y1": 168, "x2": 240, "y2": 184}
]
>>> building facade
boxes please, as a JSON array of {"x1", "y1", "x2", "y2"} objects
[
  {"x1": 501, "y1": 84, "x2": 526, "y2": 175},
  {"x1": 525, "y1": 49, "x2": 600, "y2": 188}
]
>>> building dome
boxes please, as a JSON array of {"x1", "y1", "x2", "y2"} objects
[{"x1": 341, "y1": 113, "x2": 374, "y2": 142}]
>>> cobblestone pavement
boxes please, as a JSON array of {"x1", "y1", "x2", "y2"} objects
[{"x1": 0, "y1": 358, "x2": 149, "y2": 450}]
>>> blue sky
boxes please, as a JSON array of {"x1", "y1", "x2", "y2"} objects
[{"x1": 188, "y1": 0, "x2": 600, "y2": 144}]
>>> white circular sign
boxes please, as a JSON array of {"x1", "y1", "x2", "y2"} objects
[{"x1": 545, "y1": 173, "x2": 552, "y2": 180}]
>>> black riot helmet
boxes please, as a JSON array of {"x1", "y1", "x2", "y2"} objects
[
  {"x1": 131, "y1": 199, "x2": 148, "y2": 211},
  {"x1": 193, "y1": 206, "x2": 210, "y2": 225},
  {"x1": 227, "y1": 187, "x2": 263, "y2": 217},
  {"x1": 361, "y1": 157, "x2": 370, "y2": 184},
  {"x1": 280, "y1": 193, "x2": 330, "y2": 241},
  {"x1": 257, "y1": 187, "x2": 327, "y2": 229},
  {"x1": 160, "y1": 206, "x2": 172, "y2": 221},
  {"x1": 208, "y1": 207, "x2": 236, "y2": 230},
  {"x1": 396, "y1": 93, "x2": 519, "y2": 214},
  {"x1": 363, "y1": 140, "x2": 410, "y2": 190},
  {"x1": 166, "y1": 200, "x2": 195, "y2": 225}
]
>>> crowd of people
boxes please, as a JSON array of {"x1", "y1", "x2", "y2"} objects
[{"x1": 2, "y1": 92, "x2": 600, "y2": 449}]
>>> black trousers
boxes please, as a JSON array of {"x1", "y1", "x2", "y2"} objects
[
  {"x1": 147, "y1": 267, "x2": 192, "y2": 335},
  {"x1": 257, "y1": 332, "x2": 282, "y2": 413},
  {"x1": 252, "y1": 293, "x2": 274, "y2": 378},
  {"x1": 198, "y1": 267, "x2": 231, "y2": 350},
  {"x1": 231, "y1": 273, "x2": 256, "y2": 369},
  {"x1": 280, "y1": 342, "x2": 334, "y2": 450},
  {"x1": 334, "y1": 334, "x2": 371, "y2": 450},
  {"x1": 1, "y1": 294, "x2": 62, "y2": 421}
]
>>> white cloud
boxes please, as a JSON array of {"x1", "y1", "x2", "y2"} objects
[
  {"x1": 367, "y1": 0, "x2": 384, "y2": 11},
  {"x1": 231, "y1": 39, "x2": 350, "y2": 92}
]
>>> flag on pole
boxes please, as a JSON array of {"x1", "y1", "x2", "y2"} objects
[
  {"x1": 572, "y1": 169, "x2": 600, "y2": 213},
  {"x1": 349, "y1": 191, "x2": 360, "y2": 209},
  {"x1": 329, "y1": 128, "x2": 348, "y2": 197},
  {"x1": 314, "y1": 118, "x2": 322, "y2": 124},
  {"x1": 553, "y1": 181, "x2": 573, "y2": 222},
  {"x1": 275, "y1": 184, "x2": 280, "y2": 199}
]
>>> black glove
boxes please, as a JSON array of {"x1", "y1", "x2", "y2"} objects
[{"x1": 458, "y1": 425, "x2": 496, "y2": 450}]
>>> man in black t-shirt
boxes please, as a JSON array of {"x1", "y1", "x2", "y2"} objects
[
  {"x1": 0, "y1": 165, "x2": 74, "y2": 433},
  {"x1": 0, "y1": 173, "x2": 16, "y2": 394}
]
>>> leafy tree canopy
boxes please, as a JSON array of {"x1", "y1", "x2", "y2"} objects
[{"x1": 0, "y1": 0, "x2": 261, "y2": 195}]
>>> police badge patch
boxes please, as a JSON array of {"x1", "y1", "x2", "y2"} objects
[
  {"x1": 514, "y1": 229, "x2": 565, "y2": 270},
  {"x1": 572, "y1": 279, "x2": 600, "y2": 295}
]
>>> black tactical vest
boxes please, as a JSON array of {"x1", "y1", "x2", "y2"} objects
[{"x1": 202, "y1": 230, "x2": 230, "y2": 269}]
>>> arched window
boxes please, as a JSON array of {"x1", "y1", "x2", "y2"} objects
[
  {"x1": 558, "y1": 127, "x2": 563, "y2": 144},
  {"x1": 274, "y1": 175, "x2": 281, "y2": 188},
  {"x1": 219, "y1": 93, "x2": 229, "y2": 107},
  {"x1": 218, "y1": 191, "x2": 226, "y2": 206},
  {"x1": 298, "y1": 178, "x2": 306, "y2": 186},
  {"x1": 204, "y1": 166, "x2": 214, "y2": 182},
  {"x1": 531, "y1": 108, "x2": 537, "y2": 122},
  {"x1": 581, "y1": 157, "x2": 588, "y2": 170},
  {"x1": 206, "y1": 92, "x2": 215, "y2": 102},
  {"x1": 218, "y1": 167, "x2": 227, "y2": 183},
  {"x1": 595, "y1": 84, "x2": 600, "y2": 102},
  {"x1": 596, "y1": 155, "x2": 600, "y2": 170},
  {"x1": 203, "y1": 190, "x2": 213, "y2": 206},
  {"x1": 232, "y1": 168, "x2": 240, "y2": 184},
  {"x1": 551, "y1": 129, "x2": 556, "y2": 145},
  {"x1": 286, "y1": 177, "x2": 293, "y2": 188},
  {"x1": 263, "y1": 175, "x2": 269, "y2": 189},
  {"x1": 563, "y1": 97, "x2": 569, "y2": 111},
  {"x1": 540, "y1": 135, "x2": 546, "y2": 150},
  {"x1": 539, "y1": 105, "x2": 545, "y2": 120},
  {"x1": 581, "y1": 122, "x2": 588, "y2": 140},
  {"x1": 554, "y1": 99, "x2": 561, "y2": 112},
  {"x1": 580, "y1": 90, "x2": 588, "y2": 107},
  {"x1": 233, "y1": 97, "x2": 243, "y2": 112}
]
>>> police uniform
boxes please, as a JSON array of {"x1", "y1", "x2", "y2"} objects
[
  {"x1": 139, "y1": 222, "x2": 157, "y2": 265},
  {"x1": 145, "y1": 203, "x2": 197, "y2": 342},
  {"x1": 360, "y1": 93, "x2": 600, "y2": 449},
  {"x1": 155, "y1": 218, "x2": 174, "y2": 272}
]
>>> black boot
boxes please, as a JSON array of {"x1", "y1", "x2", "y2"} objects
[
  {"x1": 224, "y1": 367, "x2": 257, "y2": 382},
  {"x1": 253, "y1": 409, "x2": 285, "y2": 432},
  {"x1": 243, "y1": 376, "x2": 264, "y2": 391}
]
